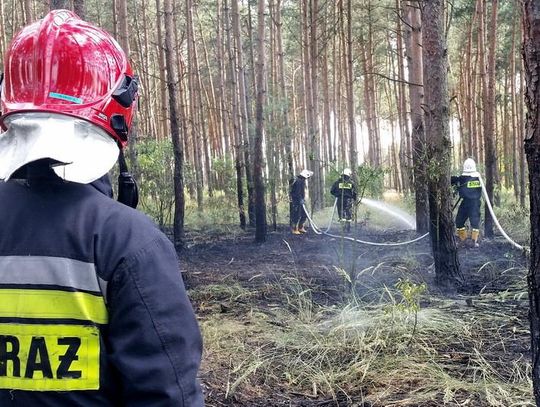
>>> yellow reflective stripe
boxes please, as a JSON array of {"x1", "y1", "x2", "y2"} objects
[
  {"x1": 338, "y1": 182, "x2": 352, "y2": 189},
  {"x1": 467, "y1": 180, "x2": 481, "y2": 188},
  {"x1": 0, "y1": 323, "x2": 100, "y2": 391},
  {"x1": 0, "y1": 289, "x2": 108, "y2": 324}
]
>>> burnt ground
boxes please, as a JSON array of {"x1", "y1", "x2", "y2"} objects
[{"x1": 180, "y1": 223, "x2": 530, "y2": 406}]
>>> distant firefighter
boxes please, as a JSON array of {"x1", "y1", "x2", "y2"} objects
[
  {"x1": 451, "y1": 158, "x2": 482, "y2": 247},
  {"x1": 330, "y1": 168, "x2": 357, "y2": 232},
  {"x1": 290, "y1": 169, "x2": 313, "y2": 235}
]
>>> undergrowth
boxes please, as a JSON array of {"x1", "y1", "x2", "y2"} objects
[{"x1": 195, "y1": 274, "x2": 533, "y2": 406}]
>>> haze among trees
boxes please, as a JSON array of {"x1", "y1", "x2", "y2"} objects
[{"x1": 3, "y1": 0, "x2": 540, "y2": 405}]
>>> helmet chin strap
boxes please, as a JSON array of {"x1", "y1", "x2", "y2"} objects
[{"x1": 117, "y1": 149, "x2": 139, "y2": 209}]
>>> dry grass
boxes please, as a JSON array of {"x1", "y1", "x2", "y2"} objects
[{"x1": 195, "y1": 275, "x2": 533, "y2": 406}]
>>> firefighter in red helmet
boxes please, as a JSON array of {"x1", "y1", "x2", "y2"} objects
[{"x1": 0, "y1": 10, "x2": 203, "y2": 406}]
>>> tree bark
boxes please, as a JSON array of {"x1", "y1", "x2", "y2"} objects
[
  {"x1": 116, "y1": 0, "x2": 139, "y2": 180},
  {"x1": 395, "y1": 0, "x2": 410, "y2": 193},
  {"x1": 0, "y1": 0, "x2": 7, "y2": 65},
  {"x1": 216, "y1": 0, "x2": 229, "y2": 157},
  {"x1": 73, "y1": 0, "x2": 84, "y2": 17},
  {"x1": 245, "y1": 1, "x2": 257, "y2": 227},
  {"x1": 405, "y1": 1, "x2": 429, "y2": 233},
  {"x1": 275, "y1": 0, "x2": 293, "y2": 182},
  {"x1": 50, "y1": 0, "x2": 70, "y2": 9},
  {"x1": 23, "y1": 0, "x2": 33, "y2": 23},
  {"x1": 163, "y1": 0, "x2": 185, "y2": 250},
  {"x1": 186, "y1": 0, "x2": 205, "y2": 211},
  {"x1": 155, "y1": 0, "x2": 168, "y2": 141},
  {"x1": 481, "y1": 0, "x2": 498, "y2": 237},
  {"x1": 522, "y1": 2, "x2": 540, "y2": 404},
  {"x1": 226, "y1": 0, "x2": 247, "y2": 229},
  {"x1": 254, "y1": 0, "x2": 267, "y2": 242},
  {"x1": 422, "y1": 0, "x2": 462, "y2": 290},
  {"x1": 346, "y1": 0, "x2": 357, "y2": 175}
]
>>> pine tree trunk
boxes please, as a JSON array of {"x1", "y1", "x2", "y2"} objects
[
  {"x1": 346, "y1": 0, "x2": 357, "y2": 175},
  {"x1": 163, "y1": 0, "x2": 185, "y2": 250},
  {"x1": 395, "y1": 0, "x2": 410, "y2": 193},
  {"x1": 510, "y1": 18, "x2": 520, "y2": 201},
  {"x1": 196, "y1": 8, "x2": 219, "y2": 166},
  {"x1": 519, "y1": 27, "x2": 527, "y2": 208},
  {"x1": 216, "y1": 0, "x2": 229, "y2": 157},
  {"x1": 522, "y1": 2, "x2": 540, "y2": 404},
  {"x1": 245, "y1": 2, "x2": 257, "y2": 227},
  {"x1": 132, "y1": 0, "x2": 153, "y2": 139},
  {"x1": 50, "y1": 0, "x2": 70, "y2": 9},
  {"x1": 481, "y1": 0, "x2": 498, "y2": 237},
  {"x1": 0, "y1": 0, "x2": 7, "y2": 63},
  {"x1": 254, "y1": 0, "x2": 267, "y2": 242},
  {"x1": 186, "y1": 0, "x2": 204, "y2": 211},
  {"x1": 115, "y1": 0, "x2": 139, "y2": 179},
  {"x1": 155, "y1": 0, "x2": 168, "y2": 141},
  {"x1": 405, "y1": 1, "x2": 429, "y2": 233},
  {"x1": 275, "y1": 0, "x2": 294, "y2": 182},
  {"x1": 502, "y1": 66, "x2": 511, "y2": 189},
  {"x1": 422, "y1": 0, "x2": 462, "y2": 290},
  {"x1": 231, "y1": 0, "x2": 250, "y2": 225},
  {"x1": 226, "y1": 0, "x2": 246, "y2": 229},
  {"x1": 73, "y1": 0, "x2": 84, "y2": 17},
  {"x1": 23, "y1": 0, "x2": 33, "y2": 23}
]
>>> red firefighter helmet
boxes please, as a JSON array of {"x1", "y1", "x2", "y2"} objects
[{"x1": 0, "y1": 9, "x2": 137, "y2": 147}]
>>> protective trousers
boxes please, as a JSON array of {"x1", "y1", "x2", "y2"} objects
[
  {"x1": 337, "y1": 197, "x2": 354, "y2": 221},
  {"x1": 456, "y1": 198, "x2": 480, "y2": 229},
  {"x1": 291, "y1": 201, "x2": 307, "y2": 227}
]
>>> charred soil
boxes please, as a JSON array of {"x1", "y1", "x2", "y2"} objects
[{"x1": 181, "y1": 224, "x2": 531, "y2": 406}]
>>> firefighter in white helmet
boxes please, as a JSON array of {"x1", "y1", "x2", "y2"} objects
[
  {"x1": 451, "y1": 158, "x2": 482, "y2": 247},
  {"x1": 290, "y1": 169, "x2": 313, "y2": 234},
  {"x1": 330, "y1": 168, "x2": 357, "y2": 232}
]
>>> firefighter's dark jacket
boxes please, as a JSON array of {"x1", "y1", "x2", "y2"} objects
[
  {"x1": 290, "y1": 176, "x2": 307, "y2": 202},
  {"x1": 0, "y1": 169, "x2": 204, "y2": 406},
  {"x1": 330, "y1": 176, "x2": 357, "y2": 200},
  {"x1": 450, "y1": 175, "x2": 482, "y2": 200}
]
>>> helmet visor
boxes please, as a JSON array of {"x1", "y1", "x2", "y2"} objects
[{"x1": 0, "y1": 113, "x2": 119, "y2": 184}]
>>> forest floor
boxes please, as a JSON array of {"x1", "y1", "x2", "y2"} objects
[{"x1": 181, "y1": 218, "x2": 532, "y2": 406}]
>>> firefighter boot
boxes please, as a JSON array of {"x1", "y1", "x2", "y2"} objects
[
  {"x1": 456, "y1": 227, "x2": 467, "y2": 244},
  {"x1": 471, "y1": 229, "x2": 480, "y2": 248}
]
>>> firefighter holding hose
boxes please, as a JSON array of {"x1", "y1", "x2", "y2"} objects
[
  {"x1": 290, "y1": 169, "x2": 313, "y2": 234},
  {"x1": 330, "y1": 168, "x2": 357, "y2": 232},
  {"x1": 451, "y1": 158, "x2": 482, "y2": 248}
]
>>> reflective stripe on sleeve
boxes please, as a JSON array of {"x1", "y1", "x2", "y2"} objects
[
  {"x1": 0, "y1": 256, "x2": 101, "y2": 293},
  {"x1": 0, "y1": 289, "x2": 108, "y2": 324}
]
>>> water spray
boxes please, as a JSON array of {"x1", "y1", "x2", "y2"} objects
[
  {"x1": 304, "y1": 176, "x2": 527, "y2": 253},
  {"x1": 303, "y1": 200, "x2": 429, "y2": 247},
  {"x1": 360, "y1": 198, "x2": 416, "y2": 230}
]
